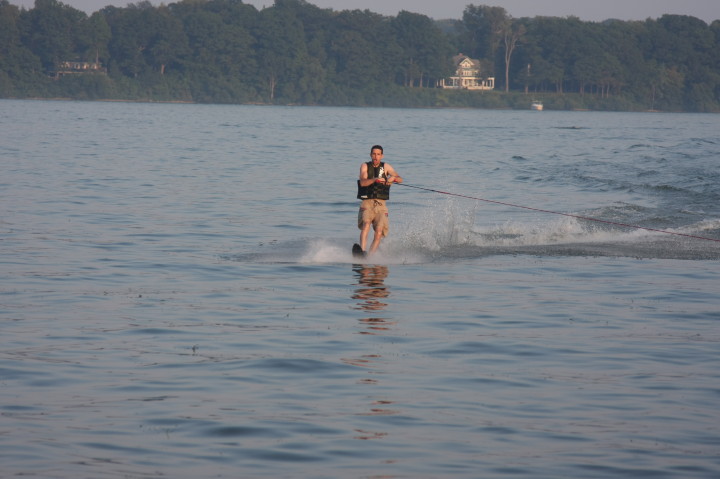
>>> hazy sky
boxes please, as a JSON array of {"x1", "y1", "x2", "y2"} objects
[{"x1": 10, "y1": 0, "x2": 720, "y2": 23}]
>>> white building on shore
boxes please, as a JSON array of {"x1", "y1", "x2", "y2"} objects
[{"x1": 439, "y1": 54, "x2": 494, "y2": 91}]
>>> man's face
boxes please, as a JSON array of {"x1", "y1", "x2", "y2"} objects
[{"x1": 370, "y1": 148, "x2": 383, "y2": 166}]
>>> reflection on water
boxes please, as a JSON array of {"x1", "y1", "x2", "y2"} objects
[
  {"x1": 352, "y1": 264, "x2": 390, "y2": 311},
  {"x1": 352, "y1": 264, "x2": 394, "y2": 334},
  {"x1": 348, "y1": 264, "x2": 399, "y2": 433}
]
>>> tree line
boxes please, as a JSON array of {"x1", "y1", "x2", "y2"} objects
[{"x1": 1, "y1": 0, "x2": 718, "y2": 111}]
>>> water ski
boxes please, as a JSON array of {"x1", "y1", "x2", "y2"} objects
[{"x1": 352, "y1": 243, "x2": 366, "y2": 259}]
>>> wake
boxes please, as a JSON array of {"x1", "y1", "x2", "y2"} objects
[{"x1": 223, "y1": 200, "x2": 720, "y2": 264}]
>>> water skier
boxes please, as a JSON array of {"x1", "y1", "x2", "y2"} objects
[{"x1": 355, "y1": 145, "x2": 402, "y2": 257}]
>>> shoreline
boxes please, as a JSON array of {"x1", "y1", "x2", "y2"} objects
[{"x1": 2, "y1": 96, "x2": 710, "y2": 114}]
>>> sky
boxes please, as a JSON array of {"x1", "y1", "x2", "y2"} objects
[{"x1": 10, "y1": 0, "x2": 720, "y2": 23}]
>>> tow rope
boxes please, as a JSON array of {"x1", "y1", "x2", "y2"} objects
[{"x1": 395, "y1": 182, "x2": 720, "y2": 244}]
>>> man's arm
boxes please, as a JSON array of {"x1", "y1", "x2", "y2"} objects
[
  {"x1": 358, "y1": 162, "x2": 376, "y2": 187},
  {"x1": 384, "y1": 163, "x2": 402, "y2": 184}
]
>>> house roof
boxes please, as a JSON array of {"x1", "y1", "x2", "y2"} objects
[{"x1": 452, "y1": 54, "x2": 481, "y2": 69}]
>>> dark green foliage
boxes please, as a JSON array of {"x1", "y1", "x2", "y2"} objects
[{"x1": 1, "y1": 0, "x2": 718, "y2": 111}]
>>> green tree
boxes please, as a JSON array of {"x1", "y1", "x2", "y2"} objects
[
  {"x1": 602, "y1": 21, "x2": 644, "y2": 91},
  {"x1": 79, "y1": 12, "x2": 111, "y2": 64},
  {"x1": 521, "y1": 16, "x2": 593, "y2": 93},
  {"x1": 595, "y1": 52, "x2": 624, "y2": 98},
  {"x1": 650, "y1": 15, "x2": 718, "y2": 110},
  {"x1": 330, "y1": 29, "x2": 378, "y2": 89},
  {"x1": 171, "y1": 0, "x2": 258, "y2": 101},
  {"x1": 461, "y1": 4, "x2": 508, "y2": 75},
  {"x1": 146, "y1": 6, "x2": 188, "y2": 75},
  {"x1": 265, "y1": 0, "x2": 331, "y2": 103},
  {"x1": 253, "y1": 1, "x2": 310, "y2": 102},
  {"x1": 0, "y1": 0, "x2": 43, "y2": 94},
  {"x1": 2, "y1": 0, "x2": 719, "y2": 110},
  {"x1": 392, "y1": 10, "x2": 453, "y2": 87},
  {"x1": 20, "y1": 0, "x2": 87, "y2": 73},
  {"x1": 323, "y1": 8, "x2": 400, "y2": 103},
  {"x1": 104, "y1": 3, "x2": 154, "y2": 78},
  {"x1": 501, "y1": 20, "x2": 525, "y2": 92}
]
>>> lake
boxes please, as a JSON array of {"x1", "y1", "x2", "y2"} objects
[{"x1": 1, "y1": 99, "x2": 719, "y2": 478}]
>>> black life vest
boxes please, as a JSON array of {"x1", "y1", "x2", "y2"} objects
[{"x1": 357, "y1": 161, "x2": 390, "y2": 200}]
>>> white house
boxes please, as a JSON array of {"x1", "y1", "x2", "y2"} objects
[
  {"x1": 440, "y1": 54, "x2": 494, "y2": 91},
  {"x1": 54, "y1": 61, "x2": 106, "y2": 78}
]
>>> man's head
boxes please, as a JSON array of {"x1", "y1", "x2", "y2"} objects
[{"x1": 370, "y1": 145, "x2": 383, "y2": 165}]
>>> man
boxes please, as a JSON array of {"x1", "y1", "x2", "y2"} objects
[{"x1": 356, "y1": 145, "x2": 402, "y2": 256}]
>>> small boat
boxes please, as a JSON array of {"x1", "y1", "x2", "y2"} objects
[{"x1": 531, "y1": 100, "x2": 543, "y2": 111}]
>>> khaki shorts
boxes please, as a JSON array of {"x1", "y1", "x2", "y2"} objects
[{"x1": 358, "y1": 199, "x2": 389, "y2": 237}]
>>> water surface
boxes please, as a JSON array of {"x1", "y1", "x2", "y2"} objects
[{"x1": 1, "y1": 100, "x2": 719, "y2": 478}]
